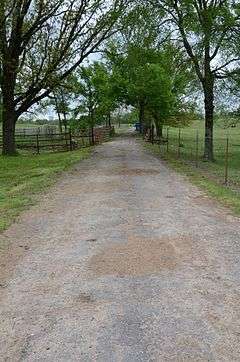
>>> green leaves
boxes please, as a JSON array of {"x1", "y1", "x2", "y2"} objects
[
  {"x1": 106, "y1": 41, "x2": 192, "y2": 129},
  {"x1": 73, "y1": 61, "x2": 119, "y2": 127}
]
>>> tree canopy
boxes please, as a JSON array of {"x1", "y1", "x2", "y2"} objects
[
  {"x1": 0, "y1": 0, "x2": 129, "y2": 154},
  {"x1": 0, "y1": 0, "x2": 240, "y2": 157}
]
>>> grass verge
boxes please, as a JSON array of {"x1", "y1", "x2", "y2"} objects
[
  {"x1": 145, "y1": 142, "x2": 240, "y2": 216},
  {"x1": 0, "y1": 148, "x2": 91, "y2": 232},
  {"x1": 161, "y1": 121, "x2": 240, "y2": 186}
]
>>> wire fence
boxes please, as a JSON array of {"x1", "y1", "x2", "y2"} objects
[{"x1": 149, "y1": 127, "x2": 240, "y2": 190}]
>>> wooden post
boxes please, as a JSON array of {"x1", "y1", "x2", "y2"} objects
[
  {"x1": 224, "y1": 136, "x2": 229, "y2": 185},
  {"x1": 151, "y1": 124, "x2": 154, "y2": 144},
  {"x1": 36, "y1": 134, "x2": 40, "y2": 154}
]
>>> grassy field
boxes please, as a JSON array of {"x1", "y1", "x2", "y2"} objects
[
  {"x1": 0, "y1": 148, "x2": 91, "y2": 232},
  {"x1": 145, "y1": 119, "x2": 240, "y2": 215},
  {"x1": 160, "y1": 120, "x2": 240, "y2": 188},
  {"x1": 146, "y1": 140, "x2": 240, "y2": 215}
]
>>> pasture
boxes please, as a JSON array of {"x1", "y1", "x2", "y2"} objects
[{"x1": 161, "y1": 120, "x2": 240, "y2": 189}]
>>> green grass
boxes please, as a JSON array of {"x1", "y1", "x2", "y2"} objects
[
  {"x1": 161, "y1": 120, "x2": 240, "y2": 188},
  {"x1": 0, "y1": 148, "x2": 91, "y2": 232},
  {"x1": 145, "y1": 137, "x2": 240, "y2": 216}
]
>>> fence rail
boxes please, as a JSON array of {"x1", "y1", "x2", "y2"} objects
[
  {"x1": 0, "y1": 126, "x2": 114, "y2": 154},
  {"x1": 147, "y1": 127, "x2": 240, "y2": 190}
]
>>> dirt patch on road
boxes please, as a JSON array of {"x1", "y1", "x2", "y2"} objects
[
  {"x1": 75, "y1": 180, "x2": 122, "y2": 194},
  {"x1": 104, "y1": 168, "x2": 160, "y2": 177},
  {"x1": 89, "y1": 235, "x2": 194, "y2": 277}
]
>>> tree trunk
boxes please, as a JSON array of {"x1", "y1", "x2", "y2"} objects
[
  {"x1": 2, "y1": 106, "x2": 17, "y2": 155},
  {"x1": 54, "y1": 95, "x2": 63, "y2": 133},
  {"x1": 156, "y1": 123, "x2": 163, "y2": 138},
  {"x1": 1, "y1": 61, "x2": 18, "y2": 155},
  {"x1": 63, "y1": 111, "x2": 67, "y2": 133},
  {"x1": 108, "y1": 112, "x2": 111, "y2": 127},
  {"x1": 58, "y1": 114, "x2": 63, "y2": 134},
  {"x1": 56, "y1": 108, "x2": 63, "y2": 134},
  {"x1": 151, "y1": 124, "x2": 154, "y2": 144},
  {"x1": 203, "y1": 83, "x2": 214, "y2": 161}
]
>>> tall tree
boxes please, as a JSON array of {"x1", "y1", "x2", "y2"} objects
[
  {"x1": 73, "y1": 62, "x2": 118, "y2": 132},
  {"x1": 74, "y1": 66, "x2": 99, "y2": 134},
  {"x1": 53, "y1": 89, "x2": 70, "y2": 133},
  {"x1": 152, "y1": 0, "x2": 240, "y2": 160},
  {"x1": 107, "y1": 42, "x2": 191, "y2": 133},
  {"x1": 0, "y1": 0, "x2": 127, "y2": 155}
]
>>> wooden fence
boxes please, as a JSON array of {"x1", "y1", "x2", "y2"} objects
[{"x1": 0, "y1": 126, "x2": 114, "y2": 154}]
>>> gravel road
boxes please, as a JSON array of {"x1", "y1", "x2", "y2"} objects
[{"x1": 1, "y1": 136, "x2": 240, "y2": 361}]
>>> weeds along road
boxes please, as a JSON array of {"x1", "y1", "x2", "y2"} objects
[{"x1": 1, "y1": 136, "x2": 240, "y2": 361}]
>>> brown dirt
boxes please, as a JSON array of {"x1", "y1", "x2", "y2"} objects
[
  {"x1": 112, "y1": 168, "x2": 161, "y2": 176},
  {"x1": 89, "y1": 235, "x2": 193, "y2": 277}
]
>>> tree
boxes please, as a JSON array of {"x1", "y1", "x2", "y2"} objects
[
  {"x1": 151, "y1": 0, "x2": 240, "y2": 160},
  {"x1": 89, "y1": 63, "x2": 119, "y2": 127},
  {"x1": 73, "y1": 62, "x2": 119, "y2": 131},
  {"x1": 52, "y1": 77, "x2": 76, "y2": 133},
  {"x1": 53, "y1": 89, "x2": 70, "y2": 133},
  {"x1": 73, "y1": 66, "x2": 99, "y2": 143},
  {"x1": 0, "y1": 0, "x2": 128, "y2": 155},
  {"x1": 105, "y1": 1, "x2": 194, "y2": 133},
  {"x1": 107, "y1": 41, "x2": 192, "y2": 134}
]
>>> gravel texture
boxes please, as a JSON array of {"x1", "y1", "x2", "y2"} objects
[{"x1": 0, "y1": 136, "x2": 240, "y2": 361}]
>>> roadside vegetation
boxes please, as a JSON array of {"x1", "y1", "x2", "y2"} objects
[
  {"x1": 0, "y1": 148, "x2": 91, "y2": 232},
  {"x1": 147, "y1": 141, "x2": 240, "y2": 215},
  {"x1": 164, "y1": 120, "x2": 240, "y2": 185},
  {"x1": 145, "y1": 119, "x2": 240, "y2": 215}
]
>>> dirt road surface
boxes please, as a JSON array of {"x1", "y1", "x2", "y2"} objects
[{"x1": 1, "y1": 136, "x2": 240, "y2": 361}]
